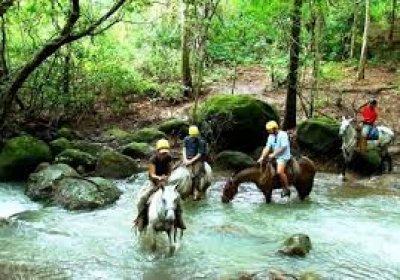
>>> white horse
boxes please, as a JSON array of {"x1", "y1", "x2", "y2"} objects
[
  {"x1": 146, "y1": 183, "x2": 181, "y2": 251},
  {"x1": 167, "y1": 162, "x2": 213, "y2": 200},
  {"x1": 339, "y1": 116, "x2": 394, "y2": 178}
]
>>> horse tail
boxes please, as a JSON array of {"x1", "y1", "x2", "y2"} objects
[{"x1": 295, "y1": 156, "x2": 316, "y2": 200}]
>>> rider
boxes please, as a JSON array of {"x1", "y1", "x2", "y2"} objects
[
  {"x1": 257, "y1": 120, "x2": 291, "y2": 198},
  {"x1": 134, "y1": 139, "x2": 186, "y2": 230},
  {"x1": 359, "y1": 98, "x2": 378, "y2": 153},
  {"x1": 183, "y1": 125, "x2": 208, "y2": 201}
]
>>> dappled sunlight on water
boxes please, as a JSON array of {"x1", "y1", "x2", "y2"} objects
[{"x1": 1, "y1": 173, "x2": 400, "y2": 279}]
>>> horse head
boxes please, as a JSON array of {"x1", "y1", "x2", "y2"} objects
[
  {"x1": 339, "y1": 116, "x2": 354, "y2": 137},
  {"x1": 221, "y1": 176, "x2": 238, "y2": 203},
  {"x1": 160, "y1": 184, "x2": 180, "y2": 224}
]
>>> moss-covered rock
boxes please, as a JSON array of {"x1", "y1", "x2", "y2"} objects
[
  {"x1": 96, "y1": 150, "x2": 139, "y2": 178},
  {"x1": 0, "y1": 135, "x2": 52, "y2": 181},
  {"x1": 71, "y1": 140, "x2": 110, "y2": 157},
  {"x1": 26, "y1": 163, "x2": 78, "y2": 201},
  {"x1": 49, "y1": 137, "x2": 72, "y2": 156},
  {"x1": 157, "y1": 118, "x2": 189, "y2": 138},
  {"x1": 131, "y1": 127, "x2": 166, "y2": 143},
  {"x1": 214, "y1": 150, "x2": 256, "y2": 172},
  {"x1": 53, "y1": 177, "x2": 122, "y2": 210},
  {"x1": 120, "y1": 142, "x2": 154, "y2": 159},
  {"x1": 349, "y1": 149, "x2": 382, "y2": 175},
  {"x1": 101, "y1": 128, "x2": 134, "y2": 143},
  {"x1": 57, "y1": 127, "x2": 75, "y2": 140},
  {"x1": 297, "y1": 117, "x2": 341, "y2": 157},
  {"x1": 278, "y1": 233, "x2": 312, "y2": 257},
  {"x1": 198, "y1": 95, "x2": 279, "y2": 152},
  {"x1": 55, "y1": 149, "x2": 97, "y2": 171},
  {"x1": 299, "y1": 272, "x2": 322, "y2": 280}
]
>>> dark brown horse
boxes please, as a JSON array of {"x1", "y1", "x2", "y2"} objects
[{"x1": 221, "y1": 156, "x2": 316, "y2": 203}]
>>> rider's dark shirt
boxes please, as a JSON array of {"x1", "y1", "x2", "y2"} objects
[
  {"x1": 184, "y1": 136, "x2": 207, "y2": 159},
  {"x1": 149, "y1": 152, "x2": 172, "y2": 176}
]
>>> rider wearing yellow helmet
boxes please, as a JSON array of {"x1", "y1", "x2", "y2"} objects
[
  {"x1": 134, "y1": 139, "x2": 186, "y2": 230},
  {"x1": 183, "y1": 125, "x2": 208, "y2": 200},
  {"x1": 257, "y1": 120, "x2": 292, "y2": 198}
]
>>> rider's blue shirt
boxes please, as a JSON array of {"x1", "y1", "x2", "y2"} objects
[{"x1": 266, "y1": 130, "x2": 291, "y2": 161}]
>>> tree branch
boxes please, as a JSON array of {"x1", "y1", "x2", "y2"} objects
[{"x1": 0, "y1": 0, "x2": 13, "y2": 17}]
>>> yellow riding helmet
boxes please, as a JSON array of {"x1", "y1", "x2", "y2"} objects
[
  {"x1": 188, "y1": 125, "x2": 200, "y2": 136},
  {"x1": 266, "y1": 120, "x2": 279, "y2": 131},
  {"x1": 156, "y1": 139, "x2": 170, "y2": 151}
]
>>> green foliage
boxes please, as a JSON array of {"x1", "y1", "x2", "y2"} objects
[{"x1": 320, "y1": 62, "x2": 346, "y2": 81}]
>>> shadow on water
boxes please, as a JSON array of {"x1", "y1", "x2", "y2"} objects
[{"x1": 1, "y1": 173, "x2": 400, "y2": 279}]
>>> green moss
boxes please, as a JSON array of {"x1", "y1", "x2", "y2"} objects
[
  {"x1": 55, "y1": 149, "x2": 96, "y2": 169},
  {"x1": 215, "y1": 151, "x2": 256, "y2": 172},
  {"x1": 131, "y1": 127, "x2": 166, "y2": 143},
  {"x1": 199, "y1": 95, "x2": 279, "y2": 152},
  {"x1": 157, "y1": 119, "x2": 189, "y2": 136},
  {"x1": 49, "y1": 138, "x2": 71, "y2": 156},
  {"x1": 96, "y1": 150, "x2": 139, "y2": 178},
  {"x1": 57, "y1": 127, "x2": 75, "y2": 140},
  {"x1": 0, "y1": 136, "x2": 52, "y2": 181},
  {"x1": 102, "y1": 128, "x2": 133, "y2": 143},
  {"x1": 120, "y1": 142, "x2": 153, "y2": 158},
  {"x1": 297, "y1": 118, "x2": 341, "y2": 157}
]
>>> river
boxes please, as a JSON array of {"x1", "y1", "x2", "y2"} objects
[{"x1": 0, "y1": 172, "x2": 399, "y2": 280}]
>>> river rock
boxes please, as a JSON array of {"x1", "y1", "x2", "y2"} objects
[
  {"x1": 55, "y1": 149, "x2": 97, "y2": 172},
  {"x1": 297, "y1": 117, "x2": 341, "y2": 157},
  {"x1": 131, "y1": 127, "x2": 166, "y2": 143},
  {"x1": 214, "y1": 150, "x2": 256, "y2": 171},
  {"x1": 278, "y1": 234, "x2": 312, "y2": 257},
  {"x1": 120, "y1": 142, "x2": 154, "y2": 159},
  {"x1": 299, "y1": 272, "x2": 322, "y2": 280},
  {"x1": 198, "y1": 95, "x2": 279, "y2": 152},
  {"x1": 101, "y1": 128, "x2": 134, "y2": 143},
  {"x1": 71, "y1": 140, "x2": 110, "y2": 157},
  {"x1": 0, "y1": 135, "x2": 52, "y2": 181},
  {"x1": 0, "y1": 217, "x2": 9, "y2": 226},
  {"x1": 54, "y1": 176, "x2": 122, "y2": 210},
  {"x1": 157, "y1": 118, "x2": 189, "y2": 138},
  {"x1": 95, "y1": 150, "x2": 139, "y2": 178},
  {"x1": 355, "y1": 174, "x2": 400, "y2": 190},
  {"x1": 26, "y1": 163, "x2": 78, "y2": 201},
  {"x1": 57, "y1": 127, "x2": 80, "y2": 140},
  {"x1": 49, "y1": 137, "x2": 72, "y2": 156}
]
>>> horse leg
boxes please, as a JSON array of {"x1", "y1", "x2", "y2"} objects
[
  {"x1": 261, "y1": 186, "x2": 272, "y2": 203},
  {"x1": 148, "y1": 227, "x2": 156, "y2": 251}
]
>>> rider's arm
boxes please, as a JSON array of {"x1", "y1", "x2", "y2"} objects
[
  {"x1": 148, "y1": 163, "x2": 161, "y2": 182},
  {"x1": 258, "y1": 146, "x2": 271, "y2": 162}
]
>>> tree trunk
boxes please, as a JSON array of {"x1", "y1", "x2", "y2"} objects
[
  {"x1": 309, "y1": 1, "x2": 321, "y2": 118},
  {"x1": 283, "y1": 0, "x2": 303, "y2": 130},
  {"x1": 181, "y1": 2, "x2": 193, "y2": 98},
  {"x1": 0, "y1": 15, "x2": 8, "y2": 81},
  {"x1": 357, "y1": 0, "x2": 370, "y2": 80},
  {"x1": 63, "y1": 45, "x2": 71, "y2": 96},
  {"x1": 350, "y1": 0, "x2": 360, "y2": 59},
  {"x1": 389, "y1": 0, "x2": 397, "y2": 44}
]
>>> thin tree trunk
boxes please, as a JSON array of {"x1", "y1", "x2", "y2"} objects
[
  {"x1": 63, "y1": 45, "x2": 71, "y2": 95},
  {"x1": 0, "y1": 15, "x2": 8, "y2": 80},
  {"x1": 283, "y1": 0, "x2": 303, "y2": 130},
  {"x1": 310, "y1": 1, "x2": 321, "y2": 118},
  {"x1": 389, "y1": 0, "x2": 397, "y2": 44},
  {"x1": 350, "y1": 1, "x2": 360, "y2": 59},
  {"x1": 357, "y1": 0, "x2": 370, "y2": 80},
  {"x1": 181, "y1": 2, "x2": 193, "y2": 98}
]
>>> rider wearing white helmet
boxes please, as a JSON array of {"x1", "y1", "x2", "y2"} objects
[{"x1": 257, "y1": 120, "x2": 291, "y2": 198}]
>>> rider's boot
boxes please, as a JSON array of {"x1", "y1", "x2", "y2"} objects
[{"x1": 280, "y1": 173, "x2": 291, "y2": 198}]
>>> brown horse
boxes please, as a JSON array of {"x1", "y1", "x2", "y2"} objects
[{"x1": 221, "y1": 156, "x2": 316, "y2": 203}]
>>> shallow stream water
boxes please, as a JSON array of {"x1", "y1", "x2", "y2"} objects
[{"x1": 0, "y1": 173, "x2": 399, "y2": 280}]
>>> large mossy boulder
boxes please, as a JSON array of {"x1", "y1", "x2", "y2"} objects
[
  {"x1": 49, "y1": 137, "x2": 72, "y2": 156},
  {"x1": 278, "y1": 234, "x2": 312, "y2": 257},
  {"x1": 131, "y1": 127, "x2": 166, "y2": 143},
  {"x1": 55, "y1": 149, "x2": 97, "y2": 171},
  {"x1": 57, "y1": 127, "x2": 77, "y2": 140},
  {"x1": 214, "y1": 151, "x2": 256, "y2": 172},
  {"x1": 0, "y1": 135, "x2": 52, "y2": 181},
  {"x1": 53, "y1": 177, "x2": 122, "y2": 210},
  {"x1": 198, "y1": 95, "x2": 279, "y2": 152},
  {"x1": 157, "y1": 119, "x2": 189, "y2": 138},
  {"x1": 101, "y1": 128, "x2": 134, "y2": 143},
  {"x1": 120, "y1": 142, "x2": 154, "y2": 159},
  {"x1": 71, "y1": 140, "x2": 110, "y2": 157},
  {"x1": 349, "y1": 149, "x2": 381, "y2": 175},
  {"x1": 96, "y1": 150, "x2": 139, "y2": 178},
  {"x1": 297, "y1": 118, "x2": 341, "y2": 157},
  {"x1": 26, "y1": 163, "x2": 78, "y2": 201},
  {"x1": 299, "y1": 272, "x2": 322, "y2": 280}
]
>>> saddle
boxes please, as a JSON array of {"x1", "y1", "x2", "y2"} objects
[{"x1": 261, "y1": 157, "x2": 299, "y2": 188}]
